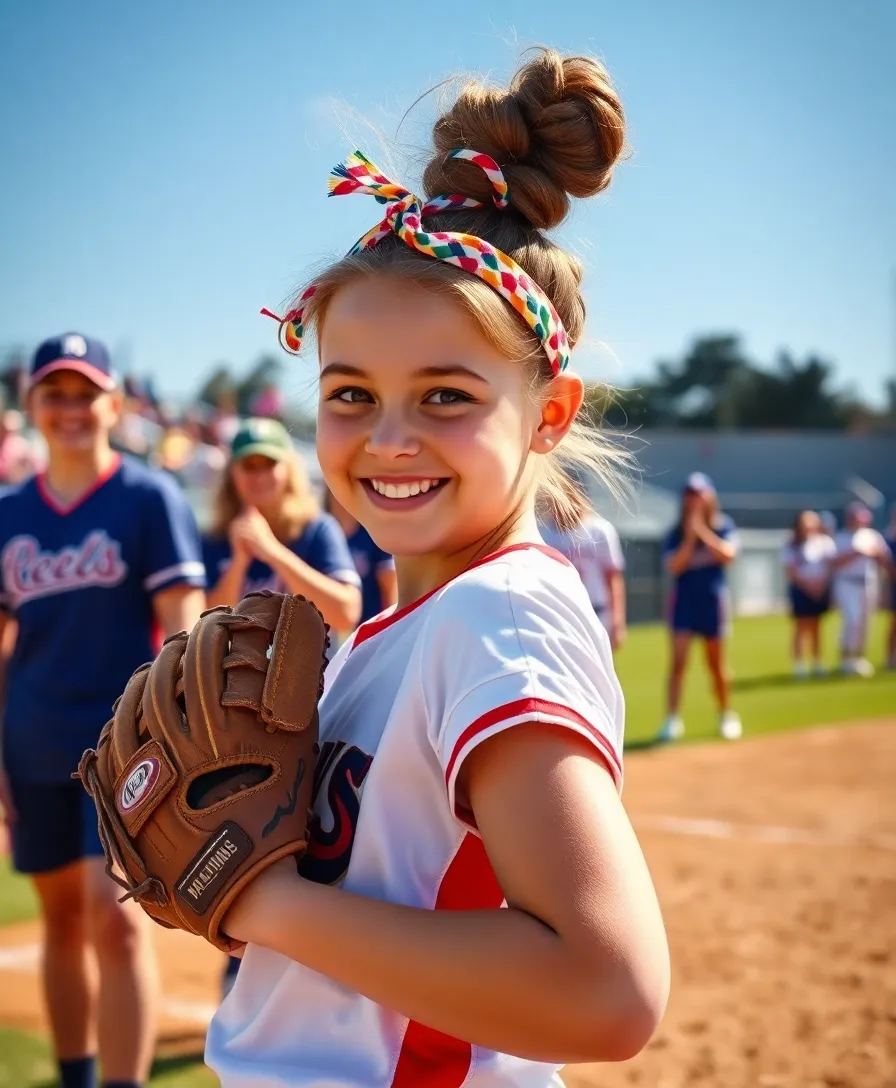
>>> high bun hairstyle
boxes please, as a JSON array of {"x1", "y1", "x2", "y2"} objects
[{"x1": 300, "y1": 47, "x2": 631, "y2": 530}]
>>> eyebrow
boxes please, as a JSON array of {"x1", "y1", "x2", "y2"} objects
[{"x1": 320, "y1": 362, "x2": 489, "y2": 383}]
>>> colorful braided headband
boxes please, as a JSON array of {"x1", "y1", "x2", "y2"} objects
[{"x1": 262, "y1": 148, "x2": 570, "y2": 374}]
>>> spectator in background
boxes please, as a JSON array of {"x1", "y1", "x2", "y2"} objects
[
  {"x1": 781, "y1": 510, "x2": 836, "y2": 678},
  {"x1": 0, "y1": 407, "x2": 43, "y2": 484},
  {"x1": 203, "y1": 418, "x2": 361, "y2": 627},
  {"x1": 539, "y1": 492, "x2": 628, "y2": 652},
  {"x1": 830, "y1": 501, "x2": 889, "y2": 678},
  {"x1": 0, "y1": 332, "x2": 206, "y2": 1088},
  {"x1": 658, "y1": 472, "x2": 742, "y2": 742},
  {"x1": 885, "y1": 503, "x2": 896, "y2": 671},
  {"x1": 323, "y1": 487, "x2": 398, "y2": 624},
  {"x1": 818, "y1": 510, "x2": 837, "y2": 537},
  {"x1": 203, "y1": 417, "x2": 362, "y2": 998}
]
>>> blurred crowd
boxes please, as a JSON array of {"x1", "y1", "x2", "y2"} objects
[{"x1": 1, "y1": 371, "x2": 249, "y2": 495}]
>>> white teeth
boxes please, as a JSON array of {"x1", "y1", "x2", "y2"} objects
[{"x1": 370, "y1": 479, "x2": 441, "y2": 499}]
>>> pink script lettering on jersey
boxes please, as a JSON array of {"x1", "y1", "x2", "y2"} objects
[{"x1": 2, "y1": 531, "x2": 128, "y2": 606}]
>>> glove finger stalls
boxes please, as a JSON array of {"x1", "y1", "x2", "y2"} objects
[
  {"x1": 110, "y1": 664, "x2": 152, "y2": 779},
  {"x1": 144, "y1": 632, "x2": 193, "y2": 771},
  {"x1": 222, "y1": 599, "x2": 279, "y2": 714},
  {"x1": 262, "y1": 596, "x2": 328, "y2": 730},
  {"x1": 184, "y1": 609, "x2": 232, "y2": 759}
]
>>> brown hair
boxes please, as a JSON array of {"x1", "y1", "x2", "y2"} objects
[
  {"x1": 791, "y1": 509, "x2": 818, "y2": 546},
  {"x1": 295, "y1": 47, "x2": 631, "y2": 531},
  {"x1": 210, "y1": 452, "x2": 319, "y2": 541}
]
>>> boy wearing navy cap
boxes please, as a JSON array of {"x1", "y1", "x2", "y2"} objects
[{"x1": 0, "y1": 333, "x2": 207, "y2": 1088}]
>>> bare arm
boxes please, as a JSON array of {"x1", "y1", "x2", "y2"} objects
[
  {"x1": 692, "y1": 521, "x2": 737, "y2": 565},
  {"x1": 264, "y1": 543, "x2": 362, "y2": 631},
  {"x1": 224, "y1": 726, "x2": 669, "y2": 1064},
  {"x1": 152, "y1": 584, "x2": 206, "y2": 637},
  {"x1": 0, "y1": 613, "x2": 17, "y2": 821},
  {"x1": 206, "y1": 554, "x2": 252, "y2": 609},
  {"x1": 605, "y1": 569, "x2": 627, "y2": 649},
  {"x1": 664, "y1": 529, "x2": 698, "y2": 575}
]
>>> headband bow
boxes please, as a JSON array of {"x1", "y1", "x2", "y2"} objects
[{"x1": 263, "y1": 148, "x2": 570, "y2": 374}]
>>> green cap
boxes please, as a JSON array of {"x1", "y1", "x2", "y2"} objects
[{"x1": 230, "y1": 418, "x2": 293, "y2": 462}]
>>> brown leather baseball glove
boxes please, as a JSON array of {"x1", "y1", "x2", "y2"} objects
[{"x1": 76, "y1": 591, "x2": 328, "y2": 953}]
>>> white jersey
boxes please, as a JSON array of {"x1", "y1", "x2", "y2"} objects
[
  {"x1": 538, "y1": 515, "x2": 625, "y2": 616},
  {"x1": 832, "y1": 528, "x2": 886, "y2": 594},
  {"x1": 780, "y1": 534, "x2": 836, "y2": 583},
  {"x1": 206, "y1": 543, "x2": 624, "y2": 1088}
]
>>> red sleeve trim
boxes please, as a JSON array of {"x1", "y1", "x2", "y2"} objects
[{"x1": 444, "y1": 697, "x2": 622, "y2": 788}]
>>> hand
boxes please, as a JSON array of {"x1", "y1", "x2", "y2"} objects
[
  {"x1": 227, "y1": 520, "x2": 253, "y2": 566},
  {"x1": 610, "y1": 621, "x2": 627, "y2": 651},
  {"x1": 230, "y1": 507, "x2": 282, "y2": 565},
  {"x1": 683, "y1": 509, "x2": 703, "y2": 538},
  {"x1": 0, "y1": 766, "x2": 17, "y2": 825},
  {"x1": 222, "y1": 855, "x2": 301, "y2": 946}
]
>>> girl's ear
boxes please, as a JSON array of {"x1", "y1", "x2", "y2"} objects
[{"x1": 531, "y1": 373, "x2": 584, "y2": 454}]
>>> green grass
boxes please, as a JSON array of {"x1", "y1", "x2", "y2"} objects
[
  {"x1": 0, "y1": 612, "x2": 892, "y2": 1088},
  {"x1": 618, "y1": 611, "x2": 895, "y2": 745},
  {"x1": 0, "y1": 856, "x2": 39, "y2": 927},
  {"x1": 0, "y1": 1028, "x2": 218, "y2": 1087}
]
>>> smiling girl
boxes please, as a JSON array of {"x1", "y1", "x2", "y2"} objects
[{"x1": 206, "y1": 49, "x2": 669, "y2": 1087}]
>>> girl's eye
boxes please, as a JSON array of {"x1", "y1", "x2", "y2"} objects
[
  {"x1": 327, "y1": 386, "x2": 373, "y2": 404},
  {"x1": 424, "y1": 388, "x2": 473, "y2": 406}
]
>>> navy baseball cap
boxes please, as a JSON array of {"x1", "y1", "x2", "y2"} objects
[
  {"x1": 29, "y1": 332, "x2": 117, "y2": 392},
  {"x1": 684, "y1": 471, "x2": 716, "y2": 495}
]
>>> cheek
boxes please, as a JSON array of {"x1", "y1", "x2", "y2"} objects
[
  {"x1": 316, "y1": 412, "x2": 360, "y2": 476},
  {"x1": 448, "y1": 404, "x2": 529, "y2": 482}
]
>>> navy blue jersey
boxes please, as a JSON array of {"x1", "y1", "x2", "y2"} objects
[
  {"x1": 0, "y1": 456, "x2": 206, "y2": 782},
  {"x1": 345, "y1": 524, "x2": 394, "y2": 623},
  {"x1": 664, "y1": 514, "x2": 738, "y2": 598},
  {"x1": 202, "y1": 513, "x2": 360, "y2": 600}
]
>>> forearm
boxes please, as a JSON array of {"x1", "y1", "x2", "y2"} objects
[
  {"x1": 693, "y1": 525, "x2": 735, "y2": 563},
  {"x1": 267, "y1": 546, "x2": 361, "y2": 630},
  {"x1": 207, "y1": 562, "x2": 250, "y2": 609},
  {"x1": 607, "y1": 571, "x2": 626, "y2": 626},
  {"x1": 153, "y1": 586, "x2": 207, "y2": 637},
  {"x1": 665, "y1": 539, "x2": 696, "y2": 575},
  {"x1": 230, "y1": 877, "x2": 653, "y2": 1064}
]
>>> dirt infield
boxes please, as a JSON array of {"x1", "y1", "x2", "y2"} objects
[{"x1": 1, "y1": 720, "x2": 894, "y2": 1087}]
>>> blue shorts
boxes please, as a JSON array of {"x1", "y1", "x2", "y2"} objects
[
  {"x1": 789, "y1": 586, "x2": 829, "y2": 619},
  {"x1": 8, "y1": 779, "x2": 104, "y2": 874},
  {"x1": 670, "y1": 589, "x2": 729, "y2": 640}
]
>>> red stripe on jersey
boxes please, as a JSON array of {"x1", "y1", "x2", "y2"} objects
[
  {"x1": 445, "y1": 697, "x2": 622, "y2": 789},
  {"x1": 390, "y1": 834, "x2": 504, "y2": 1087},
  {"x1": 352, "y1": 543, "x2": 572, "y2": 650},
  {"x1": 36, "y1": 454, "x2": 122, "y2": 516}
]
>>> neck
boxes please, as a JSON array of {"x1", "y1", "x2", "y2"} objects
[
  {"x1": 393, "y1": 507, "x2": 541, "y2": 609},
  {"x1": 44, "y1": 445, "x2": 117, "y2": 504}
]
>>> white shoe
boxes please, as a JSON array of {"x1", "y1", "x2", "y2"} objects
[
  {"x1": 812, "y1": 662, "x2": 827, "y2": 677},
  {"x1": 852, "y1": 658, "x2": 875, "y2": 678},
  {"x1": 794, "y1": 662, "x2": 808, "y2": 679},
  {"x1": 719, "y1": 711, "x2": 743, "y2": 740},
  {"x1": 657, "y1": 715, "x2": 685, "y2": 742}
]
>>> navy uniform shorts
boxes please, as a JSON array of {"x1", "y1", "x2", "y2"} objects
[
  {"x1": 670, "y1": 588, "x2": 731, "y2": 640},
  {"x1": 8, "y1": 778, "x2": 104, "y2": 874}
]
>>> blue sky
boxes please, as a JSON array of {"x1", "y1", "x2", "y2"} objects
[{"x1": 1, "y1": 0, "x2": 893, "y2": 414}]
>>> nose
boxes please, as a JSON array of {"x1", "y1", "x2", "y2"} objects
[{"x1": 364, "y1": 405, "x2": 421, "y2": 460}]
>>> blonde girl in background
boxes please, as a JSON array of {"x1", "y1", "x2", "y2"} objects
[
  {"x1": 207, "y1": 48, "x2": 669, "y2": 1087},
  {"x1": 781, "y1": 509, "x2": 836, "y2": 677},
  {"x1": 202, "y1": 417, "x2": 361, "y2": 627}
]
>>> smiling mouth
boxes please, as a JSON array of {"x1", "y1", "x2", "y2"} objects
[{"x1": 362, "y1": 478, "x2": 449, "y2": 501}]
